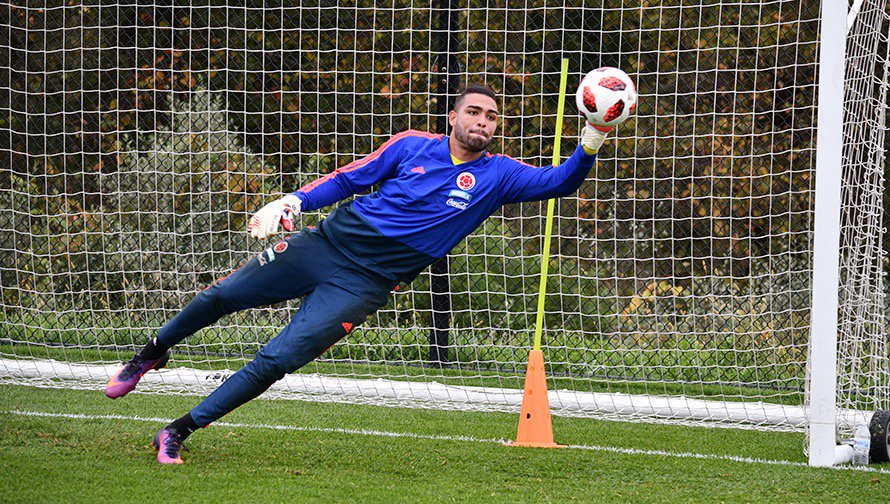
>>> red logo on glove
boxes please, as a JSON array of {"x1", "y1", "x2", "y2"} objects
[
  {"x1": 274, "y1": 242, "x2": 288, "y2": 254},
  {"x1": 280, "y1": 204, "x2": 296, "y2": 232},
  {"x1": 456, "y1": 172, "x2": 476, "y2": 191}
]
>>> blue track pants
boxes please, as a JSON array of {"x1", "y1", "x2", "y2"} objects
[{"x1": 156, "y1": 227, "x2": 393, "y2": 427}]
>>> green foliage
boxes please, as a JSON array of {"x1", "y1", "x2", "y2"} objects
[{"x1": 1, "y1": 84, "x2": 278, "y2": 319}]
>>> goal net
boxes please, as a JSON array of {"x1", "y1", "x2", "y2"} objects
[
  {"x1": 836, "y1": 0, "x2": 889, "y2": 436},
  {"x1": 0, "y1": 1, "x2": 887, "y2": 448}
]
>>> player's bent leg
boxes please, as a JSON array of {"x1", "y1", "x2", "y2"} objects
[
  {"x1": 105, "y1": 229, "x2": 336, "y2": 400},
  {"x1": 141, "y1": 248, "x2": 392, "y2": 464},
  {"x1": 156, "y1": 228, "x2": 336, "y2": 349},
  {"x1": 187, "y1": 266, "x2": 393, "y2": 430}
]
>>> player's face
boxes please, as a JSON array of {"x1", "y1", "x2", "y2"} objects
[{"x1": 449, "y1": 93, "x2": 498, "y2": 153}]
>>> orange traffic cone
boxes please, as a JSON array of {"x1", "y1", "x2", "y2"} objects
[{"x1": 505, "y1": 349, "x2": 565, "y2": 448}]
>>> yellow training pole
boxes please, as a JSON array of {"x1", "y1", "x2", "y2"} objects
[
  {"x1": 506, "y1": 58, "x2": 569, "y2": 448},
  {"x1": 532, "y1": 58, "x2": 569, "y2": 351}
]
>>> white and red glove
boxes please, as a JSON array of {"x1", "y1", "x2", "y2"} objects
[
  {"x1": 581, "y1": 122, "x2": 613, "y2": 154},
  {"x1": 247, "y1": 194, "x2": 301, "y2": 240}
]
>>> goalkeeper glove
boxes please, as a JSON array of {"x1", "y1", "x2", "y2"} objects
[
  {"x1": 581, "y1": 122, "x2": 613, "y2": 154},
  {"x1": 247, "y1": 194, "x2": 301, "y2": 240}
]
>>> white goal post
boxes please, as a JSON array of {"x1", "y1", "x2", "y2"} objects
[
  {"x1": 808, "y1": 0, "x2": 846, "y2": 467},
  {"x1": 0, "y1": 1, "x2": 887, "y2": 467}
]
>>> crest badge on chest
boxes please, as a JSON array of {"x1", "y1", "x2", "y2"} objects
[{"x1": 456, "y1": 172, "x2": 476, "y2": 191}]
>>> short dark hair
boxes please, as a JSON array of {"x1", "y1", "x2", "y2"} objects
[{"x1": 453, "y1": 84, "x2": 497, "y2": 111}]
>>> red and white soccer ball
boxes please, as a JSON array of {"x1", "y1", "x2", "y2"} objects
[{"x1": 575, "y1": 67, "x2": 637, "y2": 129}]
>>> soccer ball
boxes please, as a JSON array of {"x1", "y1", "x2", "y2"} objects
[{"x1": 575, "y1": 67, "x2": 637, "y2": 128}]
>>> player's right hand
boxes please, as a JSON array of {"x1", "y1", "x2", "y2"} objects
[{"x1": 247, "y1": 194, "x2": 302, "y2": 239}]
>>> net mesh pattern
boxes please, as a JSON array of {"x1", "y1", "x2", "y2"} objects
[
  {"x1": 0, "y1": 0, "x2": 886, "y2": 431},
  {"x1": 835, "y1": 0, "x2": 890, "y2": 435}
]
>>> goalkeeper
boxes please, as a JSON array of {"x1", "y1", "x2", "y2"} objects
[{"x1": 105, "y1": 85, "x2": 611, "y2": 464}]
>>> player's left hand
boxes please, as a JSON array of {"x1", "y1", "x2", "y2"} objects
[
  {"x1": 247, "y1": 194, "x2": 302, "y2": 239},
  {"x1": 581, "y1": 122, "x2": 613, "y2": 154}
]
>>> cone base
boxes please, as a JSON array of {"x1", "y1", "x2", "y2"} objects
[{"x1": 504, "y1": 441, "x2": 566, "y2": 448}]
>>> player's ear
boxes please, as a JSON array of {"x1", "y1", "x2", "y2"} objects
[{"x1": 448, "y1": 110, "x2": 457, "y2": 128}]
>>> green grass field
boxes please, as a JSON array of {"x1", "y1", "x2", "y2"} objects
[{"x1": 1, "y1": 384, "x2": 887, "y2": 503}]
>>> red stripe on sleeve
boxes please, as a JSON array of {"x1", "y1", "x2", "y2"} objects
[{"x1": 496, "y1": 153, "x2": 539, "y2": 169}]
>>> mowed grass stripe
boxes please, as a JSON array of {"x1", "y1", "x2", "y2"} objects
[
  {"x1": 3, "y1": 385, "x2": 889, "y2": 502},
  {"x1": 4, "y1": 408, "x2": 889, "y2": 476}
]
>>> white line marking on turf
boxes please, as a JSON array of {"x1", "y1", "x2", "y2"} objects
[{"x1": 4, "y1": 409, "x2": 889, "y2": 475}]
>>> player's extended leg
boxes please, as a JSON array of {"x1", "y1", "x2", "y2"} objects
[
  {"x1": 190, "y1": 265, "x2": 392, "y2": 427},
  {"x1": 106, "y1": 228, "x2": 337, "y2": 399},
  {"x1": 153, "y1": 263, "x2": 393, "y2": 463},
  {"x1": 157, "y1": 228, "x2": 339, "y2": 348}
]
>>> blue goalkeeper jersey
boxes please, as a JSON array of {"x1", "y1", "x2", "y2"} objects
[{"x1": 293, "y1": 130, "x2": 596, "y2": 280}]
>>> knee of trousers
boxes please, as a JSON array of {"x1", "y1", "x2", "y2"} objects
[
  {"x1": 244, "y1": 349, "x2": 292, "y2": 384},
  {"x1": 258, "y1": 330, "x2": 337, "y2": 375},
  {"x1": 199, "y1": 282, "x2": 240, "y2": 315}
]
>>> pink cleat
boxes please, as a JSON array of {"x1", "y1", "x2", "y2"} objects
[
  {"x1": 152, "y1": 428, "x2": 186, "y2": 465},
  {"x1": 105, "y1": 352, "x2": 170, "y2": 399}
]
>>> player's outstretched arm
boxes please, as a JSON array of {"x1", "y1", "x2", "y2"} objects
[
  {"x1": 245, "y1": 130, "x2": 421, "y2": 239},
  {"x1": 497, "y1": 125, "x2": 611, "y2": 204}
]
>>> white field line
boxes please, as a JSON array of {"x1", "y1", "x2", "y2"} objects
[{"x1": 3, "y1": 409, "x2": 890, "y2": 475}]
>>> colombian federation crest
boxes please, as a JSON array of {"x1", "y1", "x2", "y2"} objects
[{"x1": 456, "y1": 172, "x2": 476, "y2": 191}]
